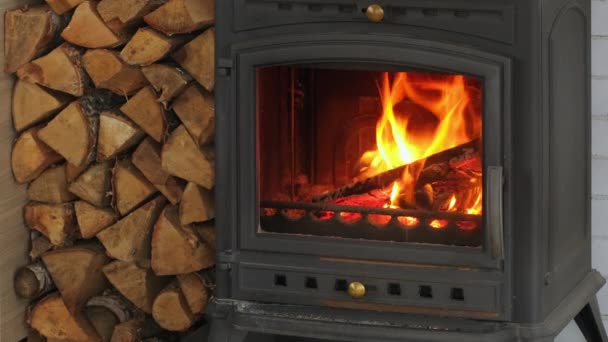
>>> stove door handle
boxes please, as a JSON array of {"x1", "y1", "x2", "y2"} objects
[{"x1": 487, "y1": 166, "x2": 504, "y2": 260}]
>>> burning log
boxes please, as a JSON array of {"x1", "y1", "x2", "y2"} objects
[{"x1": 313, "y1": 139, "x2": 481, "y2": 205}]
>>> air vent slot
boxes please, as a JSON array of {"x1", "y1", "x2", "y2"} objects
[
  {"x1": 276, "y1": 2, "x2": 292, "y2": 11},
  {"x1": 451, "y1": 288, "x2": 465, "y2": 301},
  {"x1": 274, "y1": 274, "x2": 287, "y2": 286},
  {"x1": 335, "y1": 279, "x2": 348, "y2": 292},
  {"x1": 305, "y1": 277, "x2": 318, "y2": 289},
  {"x1": 387, "y1": 283, "x2": 401, "y2": 296},
  {"x1": 422, "y1": 8, "x2": 439, "y2": 17},
  {"x1": 307, "y1": 4, "x2": 323, "y2": 12},
  {"x1": 338, "y1": 5, "x2": 355, "y2": 13},
  {"x1": 419, "y1": 285, "x2": 433, "y2": 298}
]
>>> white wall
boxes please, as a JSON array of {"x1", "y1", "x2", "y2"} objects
[{"x1": 592, "y1": 0, "x2": 608, "y2": 319}]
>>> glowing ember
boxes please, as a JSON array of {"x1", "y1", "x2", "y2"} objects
[
  {"x1": 340, "y1": 212, "x2": 363, "y2": 223},
  {"x1": 398, "y1": 216, "x2": 420, "y2": 228},
  {"x1": 368, "y1": 214, "x2": 392, "y2": 226},
  {"x1": 429, "y1": 219, "x2": 449, "y2": 230},
  {"x1": 359, "y1": 72, "x2": 483, "y2": 215}
]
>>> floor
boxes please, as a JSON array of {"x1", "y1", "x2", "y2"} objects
[{"x1": 237, "y1": 319, "x2": 602, "y2": 342}]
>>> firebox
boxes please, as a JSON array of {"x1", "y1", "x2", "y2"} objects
[
  {"x1": 211, "y1": 0, "x2": 608, "y2": 341},
  {"x1": 258, "y1": 67, "x2": 484, "y2": 247}
]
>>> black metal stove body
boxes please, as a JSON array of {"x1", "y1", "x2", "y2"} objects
[{"x1": 211, "y1": 0, "x2": 607, "y2": 341}]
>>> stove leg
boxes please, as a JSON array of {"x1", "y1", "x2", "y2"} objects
[
  {"x1": 575, "y1": 296, "x2": 608, "y2": 342},
  {"x1": 208, "y1": 317, "x2": 248, "y2": 342}
]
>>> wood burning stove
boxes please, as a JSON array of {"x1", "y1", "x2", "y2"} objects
[{"x1": 210, "y1": 0, "x2": 608, "y2": 341}]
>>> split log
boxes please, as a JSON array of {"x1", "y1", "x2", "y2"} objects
[
  {"x1": 27, "y1": 164, "x2": 75, "y2": 204},
  {"x1": 75, "y1": 201, "x2": 118, "y2": 239},
  {"x1": 132, "y1": 138, "x2": 184, "y2": 204},
  {"x1": 151, "y1": 282, "x2": 193, "y2": 332},
  {"x1": 102, "y1": 260, "x2": 168, "y2": 314},
  {"x1": 151, "y1": 205, "x2": 214, "y2": 276},
  {"x1": 144, "y1": 0, "x2": 214, "y2": 36},
  {"x1": 113, "y1": 160, "x2": 158, "y2": 216},
  {"x1": 97, "y1": 196, "x2": 166, "y2": 262},
  {"x1": 179, "y1": 183, "x2": 213, "y2": 225},
  {"x1": 26, "y1": 329, "x2": 46, "y2": 342},
  {"x1": 61, "y1": 1, "x2": 126, "y2": 49},
  {"x1": 120, "y1": 28, "x2": 187, "y2": 66},
  {"x1": 195, "y1": 222, "x2": 215, "y2": 251},
  {"x1": 313, "y1": 139, "x2": 481, "y2": 203},
  {"x1": 30, "y1": 234, "x2": 53, "y2": 260},
  {"x1": 17, "y1": 43, "x2": 85, "y2": 96},
  {"x1": 12, "y1": 80, "x2": 70, "y2": 132},
  {"x1": 172, "y1": 27, "x2": 214, "y2": 91},
  {"x1": 161, "y1": 125, "x2": 214, "y2": 189},
  {"x1": 176, "y1": 273, "x2": 208, "y2": 315},
  {"x1": 12, "y1": 127, "x2": 63, "y2": 184},
  {"x1": 86, "y1": 295, "x2": 133, "y2": 342},
  {"x1": 97, "y1": 0, "x2": 165, "y2": 33},
  {"x1": 111, "y1": 319, "x2": 141, "y2": 342},
  {"x1": 65, "y1": 162, "x2": 87, "y2": 183},
  {"x1": 37, "y1": 101, "x2": 97, "y2": 167},
  {"x1": 41, "y1": 245, "x2": 109, "y2": 313},
  {"x1": 98, "y1": 112, "x2": 145, "y2": 161},
  {"x1": 46, "y1": 0, "x2": 86, "y2": 15},
  {"x1": 120, "y1": 87, "x2": 166, "y2": 142},
  {"x1": 83, "y1": 49, "x2": 147, "y2": 95},
  {"x1": 24, "y1": 202, "x2": 75, "y2": 246},
  {"x1": 14, "y1": 262, "x2": 55, "y2": 300},
  {"x1": 68, "y1": 162, "x2": 112, "y2": 207},
  {"x1": 4, "y1": 5, "x2": 64, "y2": 72},
  {"x1": 141, "y1": 63, "x2": 191, "y2": 106},
  {"x1": 172, "y1": 84, "x2": 214, "y2": 145},
  {"x1": 30, "y1": 292, "x2": 101, "y2": 341}
]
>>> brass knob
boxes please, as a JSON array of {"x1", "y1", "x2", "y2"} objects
[
  {"x1": 366, "y1": 4, "x2": 385, "y2": 23},
  {"x1": 347, "y1": 281, "x2": 366, "y2": 299}
]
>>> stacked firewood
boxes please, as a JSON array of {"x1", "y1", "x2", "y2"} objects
[{"x1": 5, "y1": 0, "x2": 216, "y2": 341}]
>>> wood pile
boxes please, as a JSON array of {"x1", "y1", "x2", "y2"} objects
[{"x1": 5, "y1": 1, "x2": 216, "y2": 340}]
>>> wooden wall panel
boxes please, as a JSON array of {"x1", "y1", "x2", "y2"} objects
[{"x1": 0, "y1": 1, "x2": 40, "y2": 341}]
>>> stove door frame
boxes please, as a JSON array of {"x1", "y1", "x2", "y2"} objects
[{"x1": 216, "y1": 33, "x2": 512, "y2": 270}]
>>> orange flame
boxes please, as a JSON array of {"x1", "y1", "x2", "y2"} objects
[{"x1": 360, "y1": 72, "x2": 483, "y2": 215}]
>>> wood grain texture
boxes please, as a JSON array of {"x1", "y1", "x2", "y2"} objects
[{"x1": 0, "y1": 1, "x2": 39, "y2": 341}]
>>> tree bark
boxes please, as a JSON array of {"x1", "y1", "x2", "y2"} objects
[{"x1": 14, "y1": 262, "x2": 55, "y2": 300}]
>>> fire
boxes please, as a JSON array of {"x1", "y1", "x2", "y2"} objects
[{"x1": 359, "y1": 72, "x2": 483, "y2": 215}]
